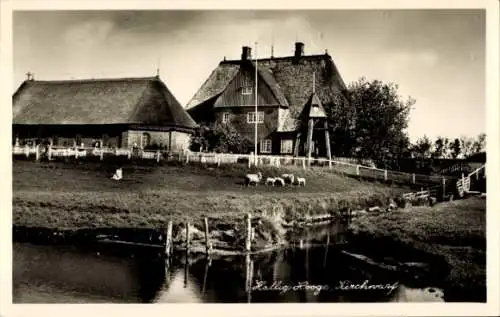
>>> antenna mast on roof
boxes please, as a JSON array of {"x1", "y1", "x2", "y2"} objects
[
  {"x1": 254, "y1": 41, "x2": 259, "y2": 164},
  {"x1": 271, "y1": 32, "x2": 274, "y2": 58}
]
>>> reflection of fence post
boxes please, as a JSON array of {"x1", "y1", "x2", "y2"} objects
[
  {"x1": 245, "y1": 253, "x2": 253, "y2": 302},
  {"x1": 442, "y1": 177, "x2": 446, "y2": 201},
  {"x1": 185, "y1": 222, "x2": 190, "y2": 254},
  {"x1": 246, "y1": 213, "x2": 252, "y2": 252},
  {"x1": 202, "y1": 258, "x2": 212, "y2": 295},
  {"x1": 165, "y1": 221, "x2": 173, "y2": 257},
  {"x1": 204, "y1": 217, "x2": 211, "y2": 255}
]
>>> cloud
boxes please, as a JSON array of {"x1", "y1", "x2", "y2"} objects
[
  {"x1": 389, "y1": 49, "x2": 439, "y2": 67},
  {"x1": 62, "y1": 19, "x2": 115, "y2": 48}
]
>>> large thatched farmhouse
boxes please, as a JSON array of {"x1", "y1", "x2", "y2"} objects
[
  {"x1": 186, "y1": 42, "x2": 349, "y2": 158},
  {"x1": 12, "y1": 75, "x2": 197, "y2": 152}
]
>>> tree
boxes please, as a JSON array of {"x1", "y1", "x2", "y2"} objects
[
  {"x1": 327, "y1": 78, "x2": 414, "y2": 168},
  {"x1": 472, "y1": 133, "x2": 486, "y2": 155},
  {"x1": 449, "y1": 138, "x2": 462, "y2": 159},
  {"x1": 432, "y1": 136, "x2": 450, "y2": 159},
  {"x1": 189, "y1": 122, "x2": 253, "y2": 154},
  {"x1": 412, "y1": 135, "x2": 433, "y2": 158},
  {"x1": 459, "y1": 136, "x2": 475, "y2": 158}
]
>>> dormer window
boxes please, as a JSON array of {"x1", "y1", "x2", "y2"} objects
[
  {"x1": 241, "y1": 77, "x2": 253, "y2": 95},
  {"x1": 241, "y1": 87, "x2": 252, "y2": 95}
]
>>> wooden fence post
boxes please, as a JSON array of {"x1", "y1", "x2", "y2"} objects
[
  {"x1": 412, "y1": 173, "x2": 416, "y2": 184},
  {"x1": 156, "y1": 150, "x2": 161, "y2": 163},
  {"x1": 204, "y1": 217, "x2": 211, "y2": 255},
  {"x1": 302, "y1": 157, "x2": 306, "y2": 169},
  {"x1": 165, "y1": 221, "x2": 173, "y2": 257},
  {"x1": 74, "y1": 147, "x2": 78, "y2": 159},
  {"x1": 24, "y1": 145, "x2": 29, "y2": 158},
  {"x1": 48, "y1": 146, "x2": 52, "y2": 161},
  {"x1": 100, "y1": 149, "x2": 104, "y2": 161},
  {"x1": 356, "y1": 165, "x2": 360, "y2": 176},
  {"x1": 384, "y1": 169, "x2": 388, "y2": 181},
  {"x1": 245, "y1": 213, "x2": 252, "y2": 252},
  {"x1": 35, "y1": 145, "x2": 40, "y2": 161},
  {"x1": 186, "y1": 153, "x2": 190, "y2": 164}
]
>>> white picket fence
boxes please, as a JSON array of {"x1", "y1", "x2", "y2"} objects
[
  {"x1": 456, "y1": 164, "x2": 486, "y2": 196},
  {"x1": 13, "y1": 145, "x2": 454, "y2": 187}
]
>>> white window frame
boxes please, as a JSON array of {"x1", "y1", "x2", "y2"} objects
[
  {"x1": 222, "y1": 112, "x2": 230, "y2": 123},
  {"x1": 280, "y1": 139, "x2": 293, "y2": 154},
  {"x1": 247, "y1": 111, "x2": 264, "y2": 124},
  {"x1": 241, "y1": 86, "x2": 253, "y2": 95},
  {"x1": 260, "y1": 139, "x2": 272, "y2": 154}
]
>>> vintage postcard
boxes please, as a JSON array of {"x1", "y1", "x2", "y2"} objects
[{"x1": 1, "y1": 0, "x2": 499, "y2": 316}]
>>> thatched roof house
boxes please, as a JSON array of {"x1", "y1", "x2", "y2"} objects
[
  {"x1": 13, "y1": 75, "x2": 197, "y2": 151},
  {"x1": 186, "y1": 42, "x2": 349, "y2": 157}
]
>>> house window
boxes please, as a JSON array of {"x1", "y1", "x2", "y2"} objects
[
  {"x1": 260, "y1": 139, "x2": 272, "y2": 154},
  {"x1": 142, "y1": 132, "x2": 151, "y2": 148},
  {"x1": 280, "y1": 139, "x2": 293, "y2": 154},
  {"x1": 222, "y1": 112, "x2": 230, "y2": 123},
  {"x1": 247, "y1": 111, "x2": 264, "y2": 124},
  {"x1": 241, "y1": 87, "x2": 253, "y2": 95},
  {"x1": 241, "y1": 78, "x2": 253, "y2": 95}
]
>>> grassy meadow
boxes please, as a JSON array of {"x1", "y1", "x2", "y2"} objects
[
  {"x1": 13, "y1": 160, "x2": 409, "y2": 229},
  {"x1": 348, "y1": 196, "x2": 486, "y2": 301}
]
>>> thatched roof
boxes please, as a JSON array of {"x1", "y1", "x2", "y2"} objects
[
  {"x1": 13, "y1": 76, "x2": 197, "y2": 130},
  {"x1": 301, "y1": 92, "x2": 327, "y2": 119},
  {"x1": 186, "y1": 50, "x2": 349, "y2": 132}
]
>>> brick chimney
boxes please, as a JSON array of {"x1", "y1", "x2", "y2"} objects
[
  {"x1": 241, "y1": 46, "x2": 252, "y2": 61},
  {"x1": 295, "y1": 42, "x2": 304, "y2": 58}
]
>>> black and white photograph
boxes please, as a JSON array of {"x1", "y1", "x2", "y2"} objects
[{"x1": 2, "y1": 0, "x2": 499, "y2": 316}]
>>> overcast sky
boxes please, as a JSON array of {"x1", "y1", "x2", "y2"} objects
[{"x1": 13, "y1": 10, "x2": 485, "y2": 142}]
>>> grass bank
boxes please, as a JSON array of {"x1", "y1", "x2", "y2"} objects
[
  {"x1": 347, "y1": 196, "x2": 486, "y2": 302},
  {"x1": 13, "y1": 160, "x2": 408, "y2": 230}
]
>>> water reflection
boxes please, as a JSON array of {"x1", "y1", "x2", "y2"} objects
[{"x1": 13, "y1": 223, "x2": 444, "y2": 303}]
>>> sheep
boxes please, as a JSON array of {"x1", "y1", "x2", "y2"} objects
[
  {"x1": 296, "y1": 177, "x2": 306, "y2": 186},
  {"x1": 274, "y1": 177, "x2": 286, "y2": 187},
  {"x1": 265, "y1": 177, "x2": 276, "y2": 186},
  {"x1": 111, "y1": 168, "x2": 123, "y2": 181},
  {"x1": 245, "y1": 172, "x2": 262, "y2": 187},
  {"x1": 281, "y1": 173, "x2": 295, "y2": 185}
]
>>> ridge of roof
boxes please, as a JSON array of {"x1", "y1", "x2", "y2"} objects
[
  {"x1": 22, "y1": 76, "x2": 159, "y2": 85},
  {"x1": 220, "y1": 53, "x2": 331, "y2": 65}
]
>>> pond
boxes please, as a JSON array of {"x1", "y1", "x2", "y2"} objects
[{"x1": 13, "y1": 223, "x2": 445, "y2": 303}]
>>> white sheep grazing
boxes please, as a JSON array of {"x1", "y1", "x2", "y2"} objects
[
  {"x1": 296, "y1": 177, "x2": 306, "y2": 186},
  {"x1": 274, "y1": 177, "x2": 285, "y2": 187},
  {"x1": 265, "y1": 177, "x2": 275, "y2": 186},
  {"x1": 245, "y1": 172, "x2": 262, "y2": 186},
  {"x1": 281, "y1": 173, "x2": 295, "y2": 185}
]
